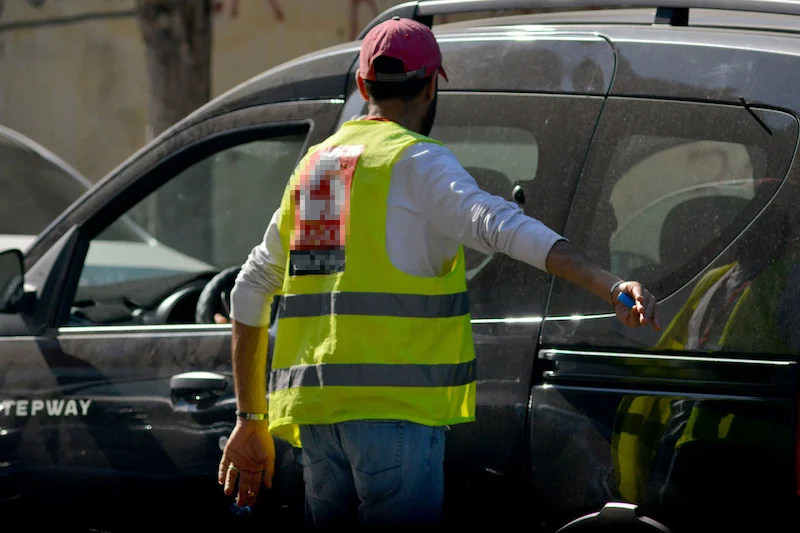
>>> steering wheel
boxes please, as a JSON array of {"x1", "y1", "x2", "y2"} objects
[{"x1": 195, "y1": 266, "x2": 241, "y2": 324}]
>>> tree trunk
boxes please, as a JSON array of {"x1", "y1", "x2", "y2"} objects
[
  {"x1": 136, "y1": 0, "x2": 212, "y2": 141},
  {"x1": 134, "y1": 0, "x2": 213, "y2": 264}
]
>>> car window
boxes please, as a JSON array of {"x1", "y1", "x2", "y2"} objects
[
  {"x1": 0, "y1": 128, "x2": 88, "y2": 239},
  {"x1": 547, "y1": 98, "x2": 798, "y2": 316},
  {"x1": 434, "y1": 124, "x2": 539, "y2": 190},
  {"x1": 431, "y1": 113, "x2": 539, "y2": 282},
  {"x1": 432, "y1": 92, "x2": 604, "y2": 318},
  {"x1": 607, "y1": 137, "x2": 766, "y2": 278},
  {"x1": 69, "y1": 130, "x2": 308, "y2": 326}
]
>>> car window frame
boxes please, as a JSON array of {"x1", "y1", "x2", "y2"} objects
[{"x1": 53, "y1": 119, "x2": 319, "y2": 330}]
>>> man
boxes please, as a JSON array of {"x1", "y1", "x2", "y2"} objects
[{"x1": 218, "y1": 16, "x2": 660, "y2": 528}]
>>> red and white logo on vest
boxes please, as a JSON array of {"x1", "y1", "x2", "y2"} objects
[{"x1": 290, "y1": 145, "x2": 365, "y2": 276}]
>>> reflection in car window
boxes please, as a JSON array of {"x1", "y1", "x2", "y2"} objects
[
  {"x1": 606, "y1": 137, "x2": 767, "y2": 280},
  {"x1": 70, "y1": 131, "x2": 308, "y2": 326},
  {"x1": 548, "y1": 99, "x2": 798, "y2": 317}
]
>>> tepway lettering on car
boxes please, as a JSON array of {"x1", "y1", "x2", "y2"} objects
[{"x1": 0, "y1": 399, "x2": 92, "y2": 417}]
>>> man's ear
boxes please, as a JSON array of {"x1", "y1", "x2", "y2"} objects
[
  {"x1": 356, "y1": 70, "x2": 369, "y2": 101},
  {"x1": 424, "y1": 75, "x2": 438, "y2": 102}
]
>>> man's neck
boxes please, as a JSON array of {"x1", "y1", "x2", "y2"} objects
[{"x1": 366, "y1": 102, "x2": 420, "y2": 133}]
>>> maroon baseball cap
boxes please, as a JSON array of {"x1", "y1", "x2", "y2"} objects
[{"x1": 359, "y1": 16, "x2": 448, "y2": 82}]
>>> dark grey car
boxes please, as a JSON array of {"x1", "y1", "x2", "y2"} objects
[{"x1": 1, "y1": 1, "x2": 800, "y2": 531}]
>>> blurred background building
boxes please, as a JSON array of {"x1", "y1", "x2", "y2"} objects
[{"x1": 0, "y1": 0, "x2": 541, "y2": 182}]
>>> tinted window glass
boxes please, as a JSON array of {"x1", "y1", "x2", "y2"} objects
[
  {"x1": 432, "y1": 93, "x2": 604, "y2": 318},
  {"x1": 124, "y1": 134, "x2": 307, "y2": 269},
  {"x1": 70, "y1": 131, "x2": 307, "y2": 326},
  {"x1": 607, "y1": 137, "x2": 767, "y2": 281},
  {"x1": 434, "y1": 124, "x2": 539, "y2": 189},
  {"x1": 0, "y1": 130, "x2": 87, "y2": 236},
  {"x1": 432, "y1": 117, "x2": 539, "y2": 283},
  {"x1": 548, "y1": 99, "x2": 798, "y2": 318}
]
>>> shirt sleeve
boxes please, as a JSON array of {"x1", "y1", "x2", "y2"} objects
[
  {"x1": 403, "y1": 143, "x2": 566, "y2": 273},
  {"x1": 229, "y1": 206, "x2": 286, "y2": 327}
]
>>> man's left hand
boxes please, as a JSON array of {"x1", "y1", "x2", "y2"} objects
[
  {"x1": 218, "y1": 420, "x2": 275, "y2": 508},
  {"x1": 613, "y1": 281, "x2": 660, "y2": 330}
]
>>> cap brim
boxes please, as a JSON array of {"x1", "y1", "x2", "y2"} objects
[{"x1": 438, "y1": 65, "x2": 449, "y2": 82}]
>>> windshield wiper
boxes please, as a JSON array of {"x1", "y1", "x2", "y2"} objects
[{"x1": 740, "y1": 96, "x2": 773, "y2": 136}]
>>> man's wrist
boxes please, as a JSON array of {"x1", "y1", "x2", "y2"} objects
[
  {"x1": 237, "y1": 417, "x2": 269, "y2": 431},
  {"x1": 609, "y1": 279, "x2": 625, "y2": 305}
]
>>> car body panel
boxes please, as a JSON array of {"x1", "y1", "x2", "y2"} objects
[
  {"x1": 608, "y1": 26, "x2": 800, "y2": 114},
  {"x1": 530, "y1": 354, "x2": 796, "y2": 530}
]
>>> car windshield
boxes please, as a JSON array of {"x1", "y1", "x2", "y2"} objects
[{"x1": 0, "y1": 127, "x2": 88, "y2": 236}]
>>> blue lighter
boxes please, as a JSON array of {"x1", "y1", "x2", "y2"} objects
[{"x1": 617, "y1": 292, "x2": 636, "y2": 309}]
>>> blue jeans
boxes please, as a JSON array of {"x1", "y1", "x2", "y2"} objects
[{"x1": 299, "y1": 420, "x2": 446, "y2": 528}]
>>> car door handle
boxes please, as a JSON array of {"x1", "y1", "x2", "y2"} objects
[
  {"x1": 170, "y1": 371, "x2": 229, "y2": 412},
  {"x1": 170, "y1": 371, "x2": 227, "y2": 392}
]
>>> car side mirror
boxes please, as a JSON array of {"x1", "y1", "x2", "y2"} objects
[{"x1": 0, "y1": 249, "x2": 35, "y2": 315}]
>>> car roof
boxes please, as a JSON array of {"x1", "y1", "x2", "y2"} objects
[{"x1": 200, "y1": 6, "x2": 799, "y2": 121}]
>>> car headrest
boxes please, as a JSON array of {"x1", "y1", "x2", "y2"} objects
[{"x1": 659, "y1": 195, "x2": 750, "y2": 271}]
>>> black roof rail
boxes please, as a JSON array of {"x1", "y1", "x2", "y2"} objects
[{"x1": 358, "y1": 0, "x2": 800, "y2": 38}]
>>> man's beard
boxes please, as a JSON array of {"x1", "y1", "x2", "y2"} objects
[{"x1": 420, "y1": 93, "x2": 438, "y2": 136}]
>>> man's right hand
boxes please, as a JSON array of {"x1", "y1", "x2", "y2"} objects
[
  {"x1": 218, "y1": 420, "x2": 276, "y2": 508},
  {"x1": 612, "y1": 280, "x2": 660, "y2": 330}
]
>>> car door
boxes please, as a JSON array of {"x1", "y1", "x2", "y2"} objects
[
  {"x1": 0, "y1": 100, "x2": 341, "y2": 530},
  {"x1": 531, "y1": 97, "x2": 800, "y2": 531}
]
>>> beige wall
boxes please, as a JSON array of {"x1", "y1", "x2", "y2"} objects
[{"x1": 0, "y1": 0, "x2": 413, "y2": 181}]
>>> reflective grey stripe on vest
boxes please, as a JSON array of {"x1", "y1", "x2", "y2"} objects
[
  {"x1": 269, "y1": 359, "x2": 476, "y2": 392},
  {"x1": 277, "y1": 291, "x2": 469, "y2": 319}
]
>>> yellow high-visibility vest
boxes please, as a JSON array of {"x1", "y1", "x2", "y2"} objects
[{"x1": 268, "y1": 119, "x2": 476, "y2": 447}]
